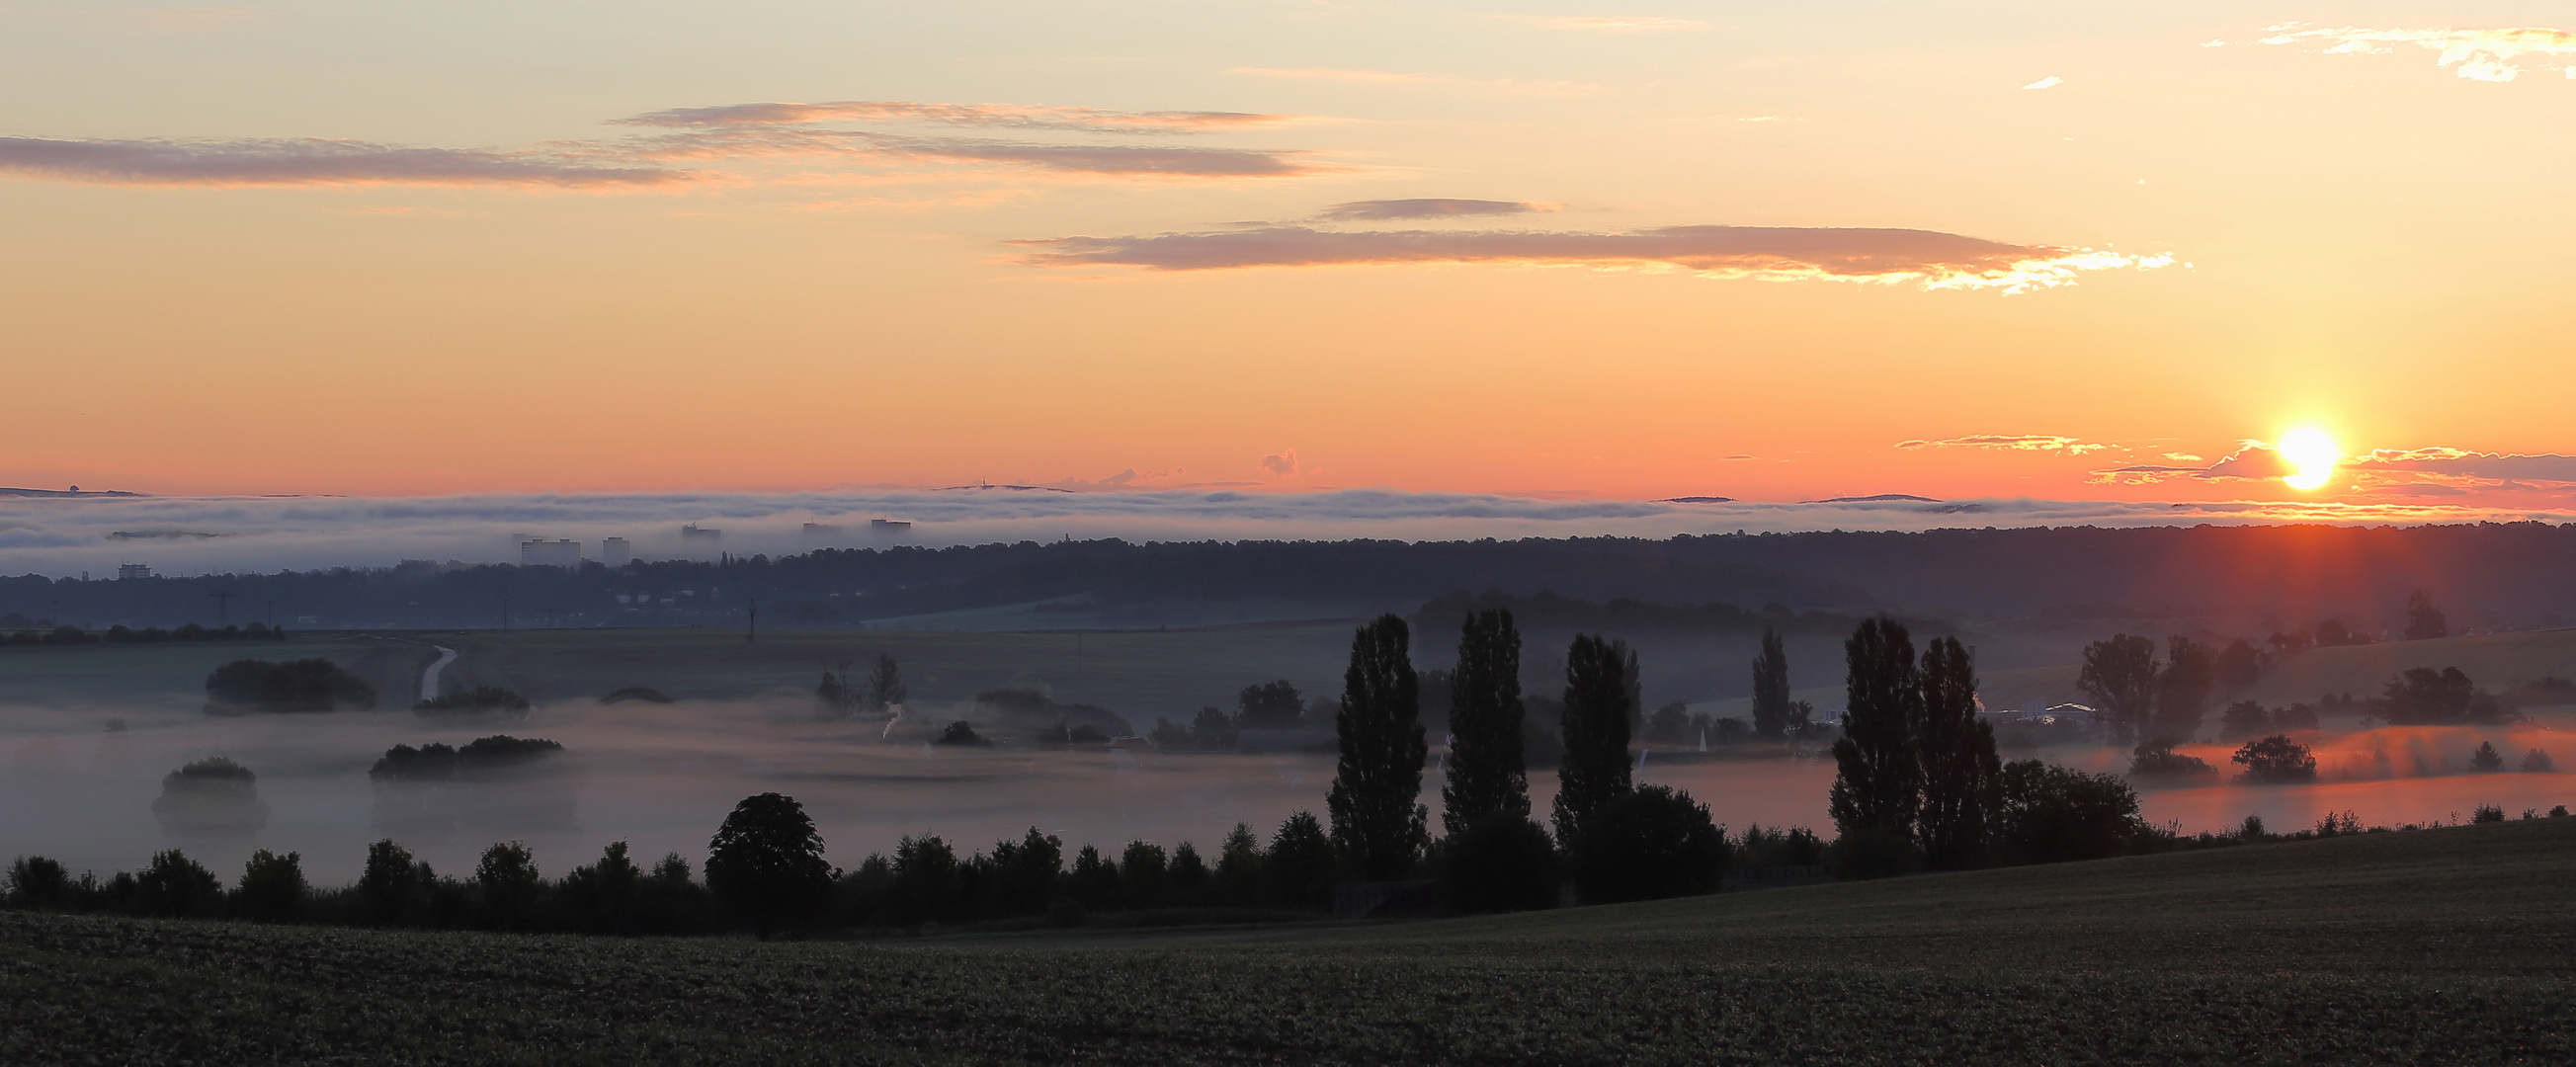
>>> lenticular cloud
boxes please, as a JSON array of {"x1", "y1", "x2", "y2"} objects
[{"x1": 1012, "y1": 224, "x2": 2172, "y2": 293}]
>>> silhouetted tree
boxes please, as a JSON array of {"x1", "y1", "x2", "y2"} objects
[
  {"x1": 889, "y1": 834, "x2": 960, "y2": 924},
  {"x1": 2469, "y1": 741, "x2": 2506, "y2": 773},
  {"x1": 1167, "y1": 842, "x2": 1210, "y2": 906},
  {"x1": 357, "y1": 839, "x2": 430, "y2": 926},
  {"x1": 1068, "y1": 845, "x2": 1121, "y2": 909},
  {"x1": 2524, "y1": 748, "x2": 2556, "y2": 774},
  {"x1": 2127, "y1": 739, "x2": 2218, "y2": 784},
  {"x1": 2213, "y1": 638, "x2": 2264, "y2": 694},
  {"x1": 989, "y1": 827, "x2": 1062, "y2": 916},
  {"x1": 134, "y1": 850, "x2": 222, "y2": 918},
  {"x1": 474, "y1": 841, "x2": 541, "y2": 930},
  {"x1": 866, "y1": 654, "x2": 907, "y2": 713},
  {"x1": 558, "y1": 841, "x2": 643, "y2": 933},
  {"x1": 1264, "y1": 811, "x2": 1333, "y2": 909},
  {"x1": 1552, "y1": 633, "x2": 1634, "y2": 844},
  {"x1": 1830, "y1": 617, "x2": 1922, "y2": 842},
  {"x1": 1751, "y1": 626, "x2": 1792, "y2": 741},
  {"x1": 2383, "y1": 666, "x2": 2479, "y2": 724},
  {"x1": 204, "y1": 658, "x2": 376, "y2": 712},
  {"x1": 1326, "y1": 615, "x2": 1428, "y2": 878},
  {"x1": 1442, "y1": 607, "x2": 1529, "y2": 837},
  {"x1": 2219, "y1": 699, "x2": 2274, "y2": 741},
  {"x1": 2077, "y1": 634, "x2": 2160, "y2": 746},
  {"x1": 2405, "y1": 590, "x2": 2450, "y2": 641},
  {"x1": 1440, "y1": 813, "x2": 1559, "y2": 914},
  {"x1": 2153, "y1": 636, "x2": 2215, "y2": 741},
  {"x1": 1213, "y1": 823, "x2": 1263, "y2": 905},
  {"x1": 233, "y1": 849, "x2": 305, "y2": 922},
  {"x1": 1236, "y1": 680, "x2": 1306, "y2": 729},
  {"x1": 4, "y1": 856, "x2": 71, "y2": 910},
  {"x1": 1995, "y1": 760, "x2": 2145, "y2": 863},
  {"x1": 1119, "y1": 841, "x2": 1168, "y2": 908},
  {"x1": 2233, "y1": 735, "x2": 2317, "y2": 783},
  {"x1": 706, "y1": 792, "x2": 833, "y2": 936},
  {"x1": 1567, "y1": 785, "x2": 1726, "y2": 904},
  {"x1": 1914, "y1": 636, "x2": 1998, "y2": 870}
]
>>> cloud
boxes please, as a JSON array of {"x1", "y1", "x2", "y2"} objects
[
  {"x1": 1895, "y1": 435, "x2": 2107, "y2": 454},
  {"x1": 615, "y1": 101, "x2": 1289, "y2": 135},
  {"x1": 2258, "y1": 24, "x2": 2576, "y2": 81},
  {"x1": 2022, "y1": 76, "x2": 2064, "y2": 90},
  {"x1": 1260, "y1": 450, "x2": 1299, "y2": 477},
  {"x1": 1230, "y1": 67, "x2": 1600, "y2": 95},
  {"x1": 0, "y1": 136, "x2": 686, "y2": 189},
  {"x1": 2352, "y1": 449, "x2": 2576, "y2": 484},
  {"x1": 2098, "y1": 443, "x2": 2298, "y2": 482},
  {"x1": 1317, "y1": 199, "x2": 1547, "y2": 221},
  {"x1": 1511, "y1": 16, "x2": 1708, "y2": 34},
  {"x1": 1010, "y1": 224, "x2": 2174, "y2": 293}
]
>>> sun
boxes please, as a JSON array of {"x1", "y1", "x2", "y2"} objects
[{"x1": 2278, "y1": 427, "x2": 2339, "y2": 490}]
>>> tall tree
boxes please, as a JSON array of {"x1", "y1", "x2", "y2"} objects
[
  {"x1": 1442, "y1": 608, "x2": 1530, "y2": 837},
  {"x1": 1829, "y1": 616, "x2": 1922, "y2": 840},
  {"x1": 1751, "y1": 625, "x2": 1791, "y2": 741},
  {"x1": 865, "y1": 654, "x2": 907, "y2": 714},
  {"x1": 2152, "y1": 636, "x2": 2214, "y2": 741},
  {"x1": 1235, "y1": 680, "x2": 1306, "y2": 729},
  {"x1": 1553, "y1": 633, "x2": 1634, "y2": 844},
  {"x1": 1914, "y1": 636, "x2": 1998, "y2": 870},
  {"x1": 1326, "y1": 615, "x2": 1429, "y2": 878},
  {"x1": 2076, "y1": 634, "x2": 2161, "y2": 746},
  {"x1": 706, "y1": 792, "x2": 834, "y2": 937},
  {"x1": 2404, "y1": 590, "x2": 2450, "y2": 641}
]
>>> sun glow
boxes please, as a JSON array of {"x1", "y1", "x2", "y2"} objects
[{"x1": 2279, "y1": 427, "x2": 2340, "y2": 490}]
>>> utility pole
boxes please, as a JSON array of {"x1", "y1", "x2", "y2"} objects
[
  {"x1": 208, "y1": 591, "x2": 236, "y2": 623},
  {"x1": 747, "y1": 598, "x2": 757, "y2": 644}
]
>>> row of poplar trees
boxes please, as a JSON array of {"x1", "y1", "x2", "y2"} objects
[
  {"x1": 1323, "y1": 610, "x2": 1646, "y2": 879},
  {"x1": 1828, "y1": 617, "x2": 2001, "y2": 871}
]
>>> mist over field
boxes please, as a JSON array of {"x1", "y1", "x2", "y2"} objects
[{"x1": 7, "y1": 689, "x2": 2569, "y2": 885}]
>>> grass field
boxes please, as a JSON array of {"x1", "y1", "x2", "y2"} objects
[{"x1": 6, "y1": 818, "x2": 2572, "y2": 1065}]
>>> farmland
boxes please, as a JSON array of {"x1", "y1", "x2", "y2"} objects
[{"x1": 6, "y1": 818, "x2": 2573, "y2": 1065}]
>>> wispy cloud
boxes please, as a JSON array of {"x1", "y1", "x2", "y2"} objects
[
  {"x1": 2022, "y1": 76, "x2": 2064, "y2": 90},
  {"x1": 1316, "y1": 199, "x2": 1547, "y2": 221},
  {"x1": 2098, "y1": 442, "x2": 2298, "y2": 482},
  {"x1": 1897, "y1": 435, "x2": 2107, "y2": 454},
  {"x1": 623, "y1": 126, "x2": 1324, "y2": 178},
  {"x1": 1011, "y1": 224, "x2": 2173, "y2": 293},
  {"x1": 2352, "y1": 449, "x2": 2576, "y2": 483},
  {"x1": 1508, "y1": 16, "x2": 1708, "y2": 34},
  {"x1": 615, "y1": 101, "x2": 1289, "y2": 135},
  {"x1": 0, "y1": 135, "x2": 685, "y2": 189},
  {"x1": 2258, "y1": 24, "x2": 2576, "y2": 82}
]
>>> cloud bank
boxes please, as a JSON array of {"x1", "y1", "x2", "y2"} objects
[
  {"x1": 0, "y1": 136, "x2": 683, "y2": 189},
  {"x1": 2, "y1": 489, "x2": 2560, "y2": 578},
  {"x1": 616, "y1": 101, "x2": 1288, "y2": 134},
  {"x1": 1317, "y1": 199, "x2": 1547, "y2": 221},
  {"x1": 1011, "y1": 224, "x2": 2173, "y2": 292},
  {"x1": 2259, "y1": 24, "x2": 2576, "y2": 81},
  {"x1": 1897, "y1": 435, "x2": 2107, "y2": 454}
]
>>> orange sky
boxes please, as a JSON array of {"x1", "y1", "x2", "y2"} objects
[{"x1": 3, "y1": 3, "x2": 2571, "y2": 511}]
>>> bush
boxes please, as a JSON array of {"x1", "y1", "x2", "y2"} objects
[
  {"x1": 150, "y1": 757, "x2": 269, "y2": 834},
  {"x1": 706, "y1": 793, "x2": 833, "y2": 936},
  {"x1": 233, "y1": 850, "x2": 306, "y2": 922},
  {"x1": 205, "y1": 658, "x2": 375, "y2": 712},
  {"x1": 1568, "y1": 785, "x2": 1727, "y2": 904},
  {"x1": 1996, "y1": 760, "x2": 2146, "y2": 864},
  {"x1": 1442, "y1": 814, "x2": 1559, "y2": 913},
  {"x1": 1826, "y1": 827, "x2": 1921, "y2": 880},
  {"x1": 2472, "y1": 804, "x2": 2507, "y2": 824},
  {"x1": 932, "y1": 720, "x2": 992, "y2": 747},
  {"x1": 5, "y1": 856, "x2": 72, "y2": 909},
  {"x1": 134, "y1": 850, "x2": 223, "y2": 918},
  {"x1": 415, "y1": 686, "x2": 532, "y2": 715},
  {"x1": 372, "y1": 735, "x2": 564, "y2": 780},
  {"x1": 2127, "y1": 740, "x2": 2218, "y2": 785},
  {"x1": 2233, "y1": 735, "x2": 2318, "y2": 784},
  {"x1": 1736, "y1": 824, "x2": 1827, "y2": 867}
]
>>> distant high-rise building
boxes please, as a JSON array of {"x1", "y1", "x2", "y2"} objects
[
  {"x1": 681, "y1": 524, "x2": 721, "y2": 542},
  {"x1": 802, "y1": 523, "x2": 844, "y2": 538},
  {"x1": 871, "y1": 519, "x2": 912, "y2": 534},
  {"x1": 600, "y1": 537, "x2": 631, "y2": 567},
  {"x1": 116, "y1": 563, "x2": 153, "y2": 580},
  {"x1": 520, "y1": 538, "x2": 581, "y2": 568}
]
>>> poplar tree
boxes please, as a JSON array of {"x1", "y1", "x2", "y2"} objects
[
  {"x1": 1914, "y1": 636, "x2": 1999, "y2": 869},
  {"x1": 1442, "y1": 608, "x2": 1530, "y2": 837},
  {"x1": 1326, "y1": 615, "x2": 1429, "y2": 878},
  {"x1": 2077, "y1": 634, "x2": 2160, "y2": 746},
  {"x1": 1553, "y1": 633, "x2": 1634, "y2": 844},
  {"x1": 1829, "y1": 617, "x2": 1922, "y2": 840},
  {"x1": 1751, "y1": 626, "x2": 1791, "y2": 740}
]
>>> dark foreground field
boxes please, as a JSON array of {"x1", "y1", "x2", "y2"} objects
[{"x1": 7, "y1": 820, "x2": 2573, "y2": 1065}]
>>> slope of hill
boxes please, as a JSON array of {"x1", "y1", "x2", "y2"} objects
[{"x1": 5, "y1": 820, "x2": 2571, "y2": 1065}]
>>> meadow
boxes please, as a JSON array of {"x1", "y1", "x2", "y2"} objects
[{"x1": 5, "y1": 817, "x2": 2571, "y2": 1065}]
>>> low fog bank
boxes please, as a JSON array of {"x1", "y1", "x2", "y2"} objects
[
  {"x1": 8, "y1": 695, "x2": 2569, "y2": 886},
  {"x1": 5, "y1": 489, "x2": 2523, "y2": 577}
]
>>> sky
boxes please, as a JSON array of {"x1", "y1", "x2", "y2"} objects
[{"x1": 4, "y1": 1, "x2": 2574, "y2": 523}]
